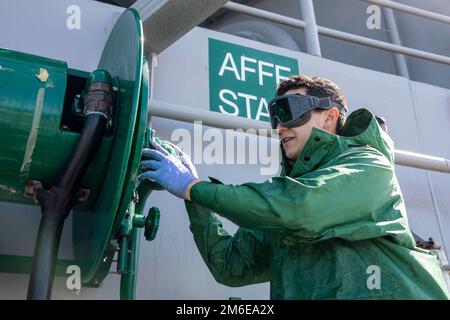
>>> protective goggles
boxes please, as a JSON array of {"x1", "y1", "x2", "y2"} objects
[{"x1": 268, "y1": 93, "x2": 345, "y2": 129}]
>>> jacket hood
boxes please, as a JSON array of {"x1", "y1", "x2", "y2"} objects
[{"x1": 281, "y1": 108, "x2": 395, "y2": 177}]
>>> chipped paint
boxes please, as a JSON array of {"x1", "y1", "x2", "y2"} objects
[
  {"x1": 0, "y1": 184, "x2": 17, "y2": 194},
  {"x1": 36, "y1": 68, "x2": 49, "y2": 82},
  {"x1": 20, "y1": 87, "x2": 45, "y2": 175},
  {"x1": 0, "y1": 65, "x2": 14, "y2": 72},
  {"x1": 45, "y1": 81, "x2": 55, "y2": 89}
]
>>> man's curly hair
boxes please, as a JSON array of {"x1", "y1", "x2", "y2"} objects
[{"x1": 275, "y1": 75, "x2": 349, "y2": 133}]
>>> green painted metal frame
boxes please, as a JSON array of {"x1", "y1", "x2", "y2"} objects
[
  {"x1": 72, "y1": 8, "x2": 145, "y2": 285},
  {"x1": 83, "y1": 53, "x2": 151, "y2": 291},
  {"x1": 0, "y1": 51, "x2": 113, "y2": 207},
  {"x1": 0, "y1": 9, "x2": 151, "y2": 298},
  {"x1": 117, "y1": 56, "x2": 150, "y2": 299},
  {"x1": 0, "y1": 255, "x2": 75, "y2": 277}
]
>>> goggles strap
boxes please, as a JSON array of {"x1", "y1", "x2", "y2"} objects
[{"x1": 317, "y1": 97, "x2": 344, "y2": 112}]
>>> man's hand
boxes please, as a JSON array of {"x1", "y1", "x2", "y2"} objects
[
  {"x1": 153, "y1": 140, "x2": 198, "y2": 179},
  {"x1": 138, "y1": 140, "x2": 199, "y2": 200}
]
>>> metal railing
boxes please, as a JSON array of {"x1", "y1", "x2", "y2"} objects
[
  {"x1": 222, "y1": 1, "x2": 450, "y2": 65},
  {"x1": 205, "y1": 1, "x2": 450, "y2": 174},
  {"x1": 145, "y1": 1, "x2": 450, "y2": 174},
  {"x1": 361, "y1": 0, "x2": 450, "y2": 25}
]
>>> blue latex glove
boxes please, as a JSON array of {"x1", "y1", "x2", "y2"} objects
[
  {"x1": 139, "y1": 140, "x2": 197, "y2": 199},
  {"x1": 157, "y1": 141, "x2": 198, "y2": 179}
]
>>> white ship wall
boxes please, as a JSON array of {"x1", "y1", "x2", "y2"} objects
[{"x1": 0, "y1": 0, "x2": 449, "y2": 299}]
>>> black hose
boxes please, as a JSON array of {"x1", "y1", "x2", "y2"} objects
[
  {"x1": 27, "y1": 114, "x2": 107, "y2": 300},
  {"x1": 26, "y1": 217, "x2": 64, "y2": 299},
  {"x1": 58, "y1": 115, "x2": 107, "y2": 191}
]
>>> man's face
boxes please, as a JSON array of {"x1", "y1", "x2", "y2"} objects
[{"x1": 277, "y1": 87, "x2": 338, "y2": 162}]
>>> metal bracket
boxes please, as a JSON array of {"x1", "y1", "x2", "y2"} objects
[
  {"x1": 24, "y1": 180, "x2": 43, "y2": 198},
  {"x1": 75, "y1": 188, "x2": 91, "y2": 203},
  {"x1": 24, "y1": 180, "x2": 91, "y2": 205},
  {"x1": 83, "y1": 72, "x2": 114, "y2": 121}
]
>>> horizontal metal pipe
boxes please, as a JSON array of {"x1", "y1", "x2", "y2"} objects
[
  {"x1": 317, "y1": 26, "x2": 450, "y2": 65},
  {"x1": 150, "y1": 99, "x2": 450, "y2": 174},
  {"x1": 222, "y1": 2, "x2": 450, "y2": 65},
  {"x1": 361, "y1": 0, "x2": 450, "y2": 25},
  {"x1": 133, "y1": 0, "x2": 230, "y2": 54},
  {"x1": 224, "y1": 2, "x2": 306, "y2": 29},
  {"x1": 395, "y1": 150, "x2": 450, "y2": 173},
  {"x1": 150, "y1": 99, "x2": 273, "y2": 136}
]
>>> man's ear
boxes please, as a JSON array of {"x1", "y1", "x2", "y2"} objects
[{"x1": 324, "y1": 108, "x2": 340, "y2": 130}]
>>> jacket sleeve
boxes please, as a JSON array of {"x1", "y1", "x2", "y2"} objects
[
  {"x1": 184, "y1": 200, "x2": 271, "y2": 287},
  {"x1": 189, "y1": 148, "x2": 413, "y2": 245}
]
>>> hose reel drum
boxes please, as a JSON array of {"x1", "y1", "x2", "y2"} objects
[{"x1": 0, "y1": 9, "x2": 160, "y2": 299}]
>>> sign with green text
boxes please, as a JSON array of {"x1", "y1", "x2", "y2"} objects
[{"x1": 209, "y1": 38, "x2": 299, "y2": 122}]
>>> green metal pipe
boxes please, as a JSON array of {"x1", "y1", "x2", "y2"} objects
[
  {"x1": 120, "y1": 228, "x2": 141, "y2": 300},
  {"x1": 117, "y1": 236, "x2": 129, "y2": 274},
  {"x1": 0, "y1": 254, "x2": 75, "y2": 276}
]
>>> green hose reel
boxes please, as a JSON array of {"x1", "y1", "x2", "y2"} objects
[{"x1": 0, "y1": 9, "x2": 166, "y2": 294}]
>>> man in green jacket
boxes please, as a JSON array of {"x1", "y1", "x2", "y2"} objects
[{"x1": 140, "y1": 75, "x2": 450, "y2": 300}]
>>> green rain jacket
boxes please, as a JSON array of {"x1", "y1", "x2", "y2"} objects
[{"x1": 184, "y1": 108, "x2": 450, "y2": 300}]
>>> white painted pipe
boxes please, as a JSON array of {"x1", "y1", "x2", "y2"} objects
[{"x1": 150, "y1": 99, "x2": 450, "y2": 174}]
